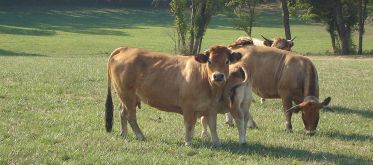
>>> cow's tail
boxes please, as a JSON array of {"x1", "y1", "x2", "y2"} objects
[
  {"x1": 105, "y1": 66, "x2": 114, "y2": 132},
  {"x1": 105, "y1": 48, "x2": 123, "y2": 132},
  {"x1": 303, "y1": 60, "x2": 319, "y2": 99}
]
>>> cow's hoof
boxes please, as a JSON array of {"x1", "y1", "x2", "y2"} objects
[
  {"x1": 239, "y1": 142, "x2": 247, "y2": 147},
  {"x1": 201, "y1": 131, "x2": 209, "y2": 139},
  {"x1": 225, "y1": 121, "x2": 234, "y2": 127},
  {"x1": 120, "y1": 132, "x2": 128, "y2": 138},
  {"x1": 248, "y1": 122, "x2": 258, "y2": 129},
  {"x1": 212, "y1": 141, "x2": 222, "y2": 147},
  {"x1": 285, "y1": 129, "x2": 293, "y2": 133},
  {"x1": 185, "y1": 141, "x2": 192, "y2": 146},
  {"x1": 136, "y1": 134, "x2": 145, "y2": 141},
  {"x1": 305, "y1": 130, "x2": 317, "y2": 136}
]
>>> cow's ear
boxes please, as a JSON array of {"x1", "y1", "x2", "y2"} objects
[
  {"x1": 321, "y1": 97, "x2": 331, "y2": 106},
  {"x1": 289, "y1": 41, "x2": 294, "y2": 48},
  {"x1": 229, "y1": 52, "x2": 242, "y2": 63},
  {"x1": 194, "y1": 53, "x2": 209, "y2": 63},
  {"x1": 263, "y1": 40, "x2": 273, "y2": 47}
]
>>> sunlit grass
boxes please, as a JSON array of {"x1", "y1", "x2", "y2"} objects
[{"x1": 0, "y1": 6, "x2": 372, "y2": 164}]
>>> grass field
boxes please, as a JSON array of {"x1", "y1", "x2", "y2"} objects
[{"x1": 1, "y1": 6, "x2": 373, "y2": 164}]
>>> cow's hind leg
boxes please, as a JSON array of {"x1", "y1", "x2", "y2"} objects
[
  {"x1": 120, "y1": 103, "x2": 128, "y2": 137},
  {"x1": 281, "y1": 96, "x2": 293, "y2": 133},
  {"x1": 243, "y1": 87, "x2": 257, "y2": 129},
  {"x1": 121, "y1": 93, "x2": 145, "y2": 140}
]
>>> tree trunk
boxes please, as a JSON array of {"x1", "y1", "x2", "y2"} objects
[
  {"x1": 189, "y1": 0, "x2": 196, "y2": 54},
  {"x1": 334, "y1": 0, "x2": 349, "y2": 55},
  {"x1": 191, "y1": 0, "x2": 208, "y2": 54},
  {"x1": 248, "y1": 0, "x2": 256, "y2": 36},
  {"x1": 328, "y1": 20, "x2": 338, "y2": 54},
  {"x1": 357, "y1": 0, "x2": 368, "y2": 55},
  {"x1": 281, "y1": 0, "x2": 291, "y2": 40}
]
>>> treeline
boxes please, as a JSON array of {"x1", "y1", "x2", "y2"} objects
[{"x1": 0, "y1": 0, "x2": 156, "y2": 6}]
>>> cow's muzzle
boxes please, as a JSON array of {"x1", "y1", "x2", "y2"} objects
[{"x1": 212, "y1": 73, "x2": 225, "y2": 82}]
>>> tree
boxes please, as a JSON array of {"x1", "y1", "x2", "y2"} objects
[
  {"x1": 170, "y1": 0, "x2": 223, "y2": 54},
  {"x1": 357, "y1": 0, "x2": 369, "y2": 54},
  {"x1": 292, "y1": 0, "x2": 358, "y2": 55},
  {"x1": 226, "y1": 0, "x2": 258, "y2": 36},
  {"x1": 281, "y1": 0, "x2": 291, "y2": 40},
  {"x1": 170, "y1": 0, "x2": 188, "y2": 53}
]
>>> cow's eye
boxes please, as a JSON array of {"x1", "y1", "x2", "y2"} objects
[
  {"x1": 207, "y1": 60, "x2": 212, "y2": 65},
  {"x1": 225, "y1": 60, "x2": 229, "y2": 65}
]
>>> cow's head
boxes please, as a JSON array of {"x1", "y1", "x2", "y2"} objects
[
  {"x1": 287, "y1": 96, "x2": 331, "y2": 135},
  {"x1": 195, "y1": 45, "x2": 242, "y2": 86},
  {"x1": 262, "y1": 35, "x2": 296, "y2": 51}
]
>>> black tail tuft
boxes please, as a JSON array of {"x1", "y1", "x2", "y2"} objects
[{"x1": 105, "y1": 91, "x2": 114, "y2": 132}]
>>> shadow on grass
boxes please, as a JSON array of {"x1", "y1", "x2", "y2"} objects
[
  {"x1": 321, "y1": 131, "x2": 373, "y2": 142},
  {"x1": 0, "y1": 6, "x2": 311, "y2": 36},
  {"x1": 189, "y1": 141, "x2": 371, "y2": 164},
  {"x1": 328, "y1": 106, "x2": 373, "y2": 119},
  {"x1": 0, "y1": 25, "x2": 56, "y2": 36},
  {"x1": 0, "y1": 49, "x2": 47, "y2": 57},
  {"x1": 0, "y1": 7, "x2": 171, "y2": 36}
]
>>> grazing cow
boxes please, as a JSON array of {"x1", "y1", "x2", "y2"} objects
[
  {"x1": 230, "y1": 36, "x2": 296, "y2": 105},
  {"x1": 105, "y1": 45, "x2": 243, "y2": 146},
  {"x1": 226, "y1": 41, "x2": 331, "y2": 135}
]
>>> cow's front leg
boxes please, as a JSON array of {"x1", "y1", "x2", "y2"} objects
[
  {"x1": 281, "y1": 97, "x2": 293, "y2": 133},
  {"x1": 200, "y1": 116, "x2": 209, "y2": 138},
  {"x1": 183, "y1": 111, "x2": 197, "y2": 146},
  {"x1": 206, "y1": 110, "x2": 221, "y2": 146}
]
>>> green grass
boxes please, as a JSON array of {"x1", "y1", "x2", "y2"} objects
[{"x1": 1, "y1": 6, "x2": 373, "y2": 164}]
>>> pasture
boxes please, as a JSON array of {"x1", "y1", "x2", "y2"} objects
[{"x1": 1, "y1": 6, "x2": 373, "y2": 164}]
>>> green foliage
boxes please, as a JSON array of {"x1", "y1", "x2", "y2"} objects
[
  {"x1": 226, "y1": 0, "x2": 258, "y2": 36},
  {"x1": 170, "y1": 0, "x2": 188, "y2": 53}
]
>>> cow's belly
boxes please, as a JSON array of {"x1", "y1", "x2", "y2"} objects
[
  {"x1": 252, "y1": 84, "x2": 279, "y2": 98},
  {"x1": 136, "y1": 90, "x2": 183, "y2": 114}
]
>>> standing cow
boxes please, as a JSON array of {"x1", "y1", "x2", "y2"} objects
[
  {"x1": 105, "y1": 45, "x2": 243, "y2": 146},
  {"x1": 226, "y1": 41, "x2": 331, "y2": 135},
  {"x1": 201, "y1": 64, "x2": 256, "y2": 145}
]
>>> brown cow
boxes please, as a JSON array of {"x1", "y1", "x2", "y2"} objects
[
  {"x1": 105, "y1": 45, "x2": 243, "y2": 146},
  {"x1": 226, "y1": 42, "x2": 331, "y2": 135}
]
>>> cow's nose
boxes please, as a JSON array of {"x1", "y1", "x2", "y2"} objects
[{"x1": 213, "y1": 73, "x2": 225, "y2": 81}]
